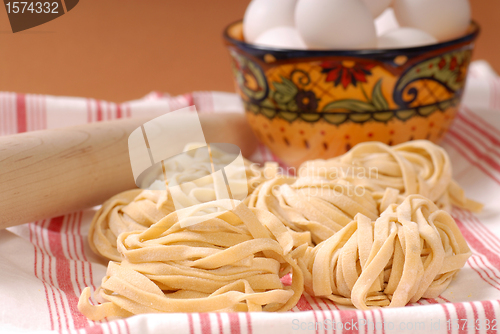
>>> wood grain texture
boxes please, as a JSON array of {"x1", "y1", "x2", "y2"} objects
[
  {"x1": 0, "y1": 117, "x2": 140, "y2": 228},
  {"x1": 0, "y1": 113, "x2": 257, "y2": 229},
  {"x1": 0, "y1": 0, "x2": 498, "y2": 103}
]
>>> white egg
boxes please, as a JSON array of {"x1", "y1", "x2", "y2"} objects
[
  {"x1": 254, "y1": 27, "x2": 307, "y2": 49},
  {"x1": 393, "y1": 0, "x2": 471, "y2": 41},
  {"x1": 375, "y1": 8, "x2": 400, "y2": 36},
  {"x1": 295, "y1": 0, "x2": 377, "y2": 50},
  {"x1": 378, "y1": 27, "x2": 438, "y2": 49},
  {"x1": 361, "y1": 0, "x2": 393, "y2": 18},
  {"x1": 243, "y1": 0, "x2": 297, "y2": 43}
]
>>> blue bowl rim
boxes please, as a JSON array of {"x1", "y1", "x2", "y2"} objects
[{"x1": 223, "y1": 20, "x2": 480, "y2": 59}]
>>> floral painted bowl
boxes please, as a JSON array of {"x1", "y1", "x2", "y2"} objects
[{"x1": 223, "y1": 21, "x2": 480, "y2": 168}]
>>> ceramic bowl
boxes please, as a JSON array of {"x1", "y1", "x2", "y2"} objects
[{"x1": 223, "y1": 21, "x2": 480, "y2": 168}]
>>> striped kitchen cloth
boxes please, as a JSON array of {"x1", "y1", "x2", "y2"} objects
[{"x1": 1, "y1": 61, "x2": 500, "y2": 334}]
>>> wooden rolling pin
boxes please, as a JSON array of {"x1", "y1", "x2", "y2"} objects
[{"x1": 0, "y1": 113, "x2": 258, "y2": 229}]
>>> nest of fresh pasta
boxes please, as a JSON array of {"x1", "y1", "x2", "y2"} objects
[{"x1": 79, "y1": 140, "x2": 481, "y2": 319}]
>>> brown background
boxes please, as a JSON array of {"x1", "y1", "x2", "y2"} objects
[{"x1": 0, "y1": 0, "x2": 498, "y2": 103}]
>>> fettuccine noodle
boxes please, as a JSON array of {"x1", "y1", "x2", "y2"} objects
[
  {"x1": 81, "y1": 140, "x2": 479, "y2": 316},
  {"x1": 246, "y1": 176, "x2": 379, "y2": 245},
  {"x1": 79, "y1": 200, "x2": 304, "y2": 319},
  {"x1": 88, "y1": 189, "x2": 172, "y2": 261},
  {"x1": 89, "y1": 147, "x2": 279, "y2": 261},
  {"x1": 300, "y1": 140, "x2": 483, "y2": 212},
  {"x1": 299, "y1": 194, "x2": 471, "y2": 310}
]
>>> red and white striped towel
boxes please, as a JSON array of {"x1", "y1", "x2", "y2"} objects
[{"x1": 1, "y1": 61, "x2": 500, "y2": 334}]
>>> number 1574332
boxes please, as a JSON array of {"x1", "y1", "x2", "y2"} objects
[{"x1": 5, "y1": 2, "x2": 59, "y2": 14}]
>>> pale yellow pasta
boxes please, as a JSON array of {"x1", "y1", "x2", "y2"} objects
[
  {"x1": 80, "y1": 140, "x2": 478, "y2": 316},
  {"x1": 89, "y1": 189, "x2": 175, "y2": 261},
  {"x1": 89, "y1": 156, "x2": 279, "y2": 261},
  {"x1": 300, "y1": 140, "x2": 483, "y2": 212},
  {"x1": 148, "y1": 143, "x2": 279, "y2": 196},
  {"x1": 300, "y1": 195, "x2": 471, "y2": 310},
  {"x1": 245, "y1": 176, "x2": 379, "y2": 245},
  {"x1": 79, "y1": 201, "x2": 304, "y2": 319}
]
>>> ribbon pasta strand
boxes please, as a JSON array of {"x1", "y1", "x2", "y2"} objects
[
  {"x1": 302, "y1": 195, "x2": 471, "y2": 310},
  {"x1": 79, "y1": 201, "x2": 304, "y2": 319},
  {"x1": 300, "y1": 140, "x2": 483, "y2": 212},
  {"x1": 80, "y1": 140, "x2": 479, "y2": 316},
  {"x1": 89, "y1": 153, "x2": 278, "y2": 261},
  {"x1": 246, "y1": 176, "x2": 379, "y2": 245}
]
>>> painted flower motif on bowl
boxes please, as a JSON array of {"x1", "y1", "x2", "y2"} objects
[{"x1": 224, "y1": 21, "x2": 480, "y2": 167}]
